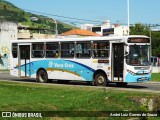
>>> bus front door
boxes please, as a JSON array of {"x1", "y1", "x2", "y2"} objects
[
  {"x1": 112, "y1": 43, "x2": 124, "y2": 82},
  {"x1": 18, "y1": 45, "x2": 31, "y2": 78}
]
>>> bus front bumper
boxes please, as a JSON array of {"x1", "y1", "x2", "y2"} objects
[{"x1": 125, "y1": 73, "x2": 151, "y2": 83}]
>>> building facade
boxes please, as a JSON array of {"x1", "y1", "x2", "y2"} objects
[
  {"x1": 0, "y1": 21, "x2": 17, "y2": 69},
  {"x1": 81, "y1": 20, "x2": 129, "y2": 36},
  {"x1": 18, "y1": 23, "x2": 56, "y2": 39}
]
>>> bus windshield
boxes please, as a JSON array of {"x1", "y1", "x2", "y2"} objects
[{"x1": 126, "y1": 45, "x2": 150, "y2": 66}]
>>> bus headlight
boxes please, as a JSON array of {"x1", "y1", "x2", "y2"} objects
[{"x1": 126, "y1": 69, "x2": 136, "y2": 75}]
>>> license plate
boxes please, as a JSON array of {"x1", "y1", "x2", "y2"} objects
[{"x1": 141, "y1": 77, "x2": 146, "y2": 80}]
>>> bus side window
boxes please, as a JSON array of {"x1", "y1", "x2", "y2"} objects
[
  {"x1": 76, "y1": 42, "x2": 91, "y2": 58},
  {"x1": 32, "y1": 43, "x2": 44, "y2": 58},
  {"x1": 93, "y1": 41, "x2": 109, "y2": 58},
  {"x1": 76, "y1": 44, "x2": 82, "y2": 57},
  {"x1": 46, "y1": 42, "x2": 59, "y2": 58},
  {"x1": 61, "y1": 42, "x2": 74, "y2": 58}
]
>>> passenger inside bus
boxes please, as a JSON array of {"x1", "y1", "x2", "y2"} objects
[
  {"x1": 55, "y1": 51, "x2": 59, "y2": 58},
  {"x1": 94, "y1": 51, "x2": 98, "y2": 57}
]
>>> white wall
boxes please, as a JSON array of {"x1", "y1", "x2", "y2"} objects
[
  {"x1": 0, "y1": 21, "x2": 17, "y2": 69},
  {"x1": 114, "y1": 26, "x2": 129, "y2": 36},
  {"x1": 152, "y1": 67, "x2": 160, "y2": 73}
]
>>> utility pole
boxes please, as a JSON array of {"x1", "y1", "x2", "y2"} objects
[
  {"x1": 149, "y1": 24, "x2": 152, "y2": 56},
  {"x1": 52, "y1": 18, "x2": 58, "y2": 37},
  {"x1": 127, "y1": 0, "x2": 130, "y2": 35}
]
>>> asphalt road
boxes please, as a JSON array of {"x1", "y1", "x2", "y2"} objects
[{"x1": 0, "y1": 72, "x2": 160, "y2": 93}]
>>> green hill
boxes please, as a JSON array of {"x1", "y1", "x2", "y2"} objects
[{"x1": 0, "y1": 0, "x2": 75, "y2": 34}]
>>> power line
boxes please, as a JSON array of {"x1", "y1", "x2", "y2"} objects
[
  {"x1": 58, "y1": 19, "x2": 100, "y2": 25},
  {"x1": 23, "y1": 8, "x2": 103, "y2": 24},
  {"x1": 22, "y1": 9, "x2": 160, "y2": 28}
]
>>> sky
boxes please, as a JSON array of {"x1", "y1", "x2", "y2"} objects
[{"x1": 4, "y1": 0, "x2": 160, "y2": 26}]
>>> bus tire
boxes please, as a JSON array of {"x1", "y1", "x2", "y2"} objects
[
  {"x1": 94, "y1": 73, "x2": 107, "y2": 86},
  {"x1": 37, "y1": 70, "x2": 48, "y2": 83}
]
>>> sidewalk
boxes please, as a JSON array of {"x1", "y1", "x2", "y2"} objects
[
  {"x1": 147, "y1": 81, "x2": 160, "y2": 84},
  {"x1": 0, "y1": 70, "x2": 9, "y2": 73},
  {"x1": 0, "y1": 70, "x2": 159, "y2": 83}
]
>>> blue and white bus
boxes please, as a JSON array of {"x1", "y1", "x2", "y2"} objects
[{"x1": 10, "y1": 35, "x2": 151, "y2": 86}]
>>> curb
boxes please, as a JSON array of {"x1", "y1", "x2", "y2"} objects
[
  {"x1": 0, "y1": 71, "x2": 9, "y2": 74},
  {"x1": 145, "y1": 81, "x2": 160, "y2": 84}
]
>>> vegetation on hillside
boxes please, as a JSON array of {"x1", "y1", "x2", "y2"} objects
[
  {"x1": 130, "y1": 23, "x2": 160, "y2": 56},
  {"x1": 0, "y1": 0, "x2": 74, "y2": 34}
]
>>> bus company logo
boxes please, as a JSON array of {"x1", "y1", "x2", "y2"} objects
[
  {"x1": 1, "y1": 112, "x2": 42, "y2": 118},
  {"x1": 48, "y1": 61, "x2": 53, "y2": 67},
  {"x1": 2, "y1": 112, "x2": 11, "y2": 117}
]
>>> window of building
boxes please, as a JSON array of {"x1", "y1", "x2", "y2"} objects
[
  {"x1": 92, "y1": 27, "x2": 101, "y2": 32},
  {"x1": 32, "y1": 43, "x2": 44, "y2": 58},
  {"x1": 103, "y1": 28, "x2": 114, "y2": 36},
  {"x1": 12, "y1": 43, "x2": 17, "y2": 58},
  {"x1": 76, "y1": 42, "x2": 91, "y2": 58},
  {"x1": 46, "y1": 42, "x2": 59, "y2": 58},
  {"x1": 93, "y1": 41, "x2": 109, "y2": 58},
  {"x1": 61, "y1": 42, "x2": 74, "y2": 58}
]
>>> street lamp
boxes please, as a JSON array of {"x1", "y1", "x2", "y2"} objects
[
  {"x1": 52, "y1": 18, "x2": 58, "y2": 37},
  {"x1": 149, "y1": 24, "x2": 152, "y2": 56}
]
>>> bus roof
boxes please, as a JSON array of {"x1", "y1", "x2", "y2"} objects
[{"x1": 11, "y1": 35, "x2": 149, "y2": 43}]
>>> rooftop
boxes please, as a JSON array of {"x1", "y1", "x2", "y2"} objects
[{"x1": 61, "y1": 29, "x2": 100, "y2": 36}]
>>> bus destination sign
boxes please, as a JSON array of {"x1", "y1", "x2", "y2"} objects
[{"x1": 128, "y1": 38, "x2": 150, "y2": 43}]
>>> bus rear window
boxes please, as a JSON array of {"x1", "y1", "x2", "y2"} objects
[{"x1": 12, "y1": 43, "x2": 17, "y2": 58}]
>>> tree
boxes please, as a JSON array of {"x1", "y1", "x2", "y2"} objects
[
  {"x1": 130, "y1": 23, "x2": 150, "y2": 36},
  {"x1": 130, "y1": 23, "x2": 160, "y2": 56},
  {"x1": 150, "y1": 31, "x2": 160, "y2": 56}
]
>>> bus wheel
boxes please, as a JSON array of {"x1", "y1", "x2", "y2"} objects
[
  {"x1": 94, "y1": 73, "x2": 107, "y2": 86},
  {"x1": 37, "y1": 70, "x2": 48, "y2": 83}
]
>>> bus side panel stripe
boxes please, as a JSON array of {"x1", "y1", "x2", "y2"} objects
[{"x1": 19, "y1": 60, "x2": 95, "y2": 81}]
